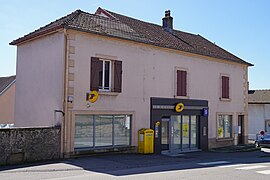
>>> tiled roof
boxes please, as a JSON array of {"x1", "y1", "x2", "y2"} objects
[
  {"x1": 248, "y1": 90, "x2": 270, "y2": 104},
  {"x1": 0, "y1": 75, "x2": 16, "y2": 95},
  {"x1": 10, "y1": 8, "x2": 252, "y2": 66}
]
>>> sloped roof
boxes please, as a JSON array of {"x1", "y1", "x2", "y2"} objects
[
  {"x1": 10, "y1": 8, "x2": 252, "y2": 66},
  {"x1": 248, "y1": 90, "x2": 270, "y2": 104},
  {"x1": 0, "y1": 75, "x2": 16, "y2": 95}
]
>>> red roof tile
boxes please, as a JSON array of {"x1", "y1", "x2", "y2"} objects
[{"x1": 10, "y1": 8, "x2": 252, "y2": 66}]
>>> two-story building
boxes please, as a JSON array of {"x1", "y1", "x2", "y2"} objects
[{"x1": 11, "y1": 8, "x2": 252, "y2": 156}]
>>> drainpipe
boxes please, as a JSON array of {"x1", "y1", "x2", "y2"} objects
[{"x1": 61, "y1": 28, "x2": 69, "y2": 158}]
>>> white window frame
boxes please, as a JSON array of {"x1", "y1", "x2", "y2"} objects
[
  {"x1": 73, "y1": 114, "x2": 132, "y2": 150},
  {"x1": 99, "y1": 59, "x2": 112, "y2": 91}
]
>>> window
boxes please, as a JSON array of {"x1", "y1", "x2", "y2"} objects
[
  {"x1": 176, "y1": 70, "x2": 187, "y2": 96},
  {"x1": 74, "y1": 114, "x2": 131, "y2": 149},
  {"x1": 114, "y1": 115, "x2": 131, "y2": 146},
  {"x1": 99, "y1": 60, "x2": 112, "y2": 91},
  {"x1": 221, "y1": 76, "x2": 229, "y2": 99},
  {"x1": 91, "y1": 57, "x2": 122, "y2": 92},
  {"x1": 95, "y1": 115, "x2": 113, "y2": 146},
  {"x1": 217, "y1": 114, "x2": 232, "y2": 138},
  {"x1": 74, "y1": 115, "x2": 94, "y2": 149}
]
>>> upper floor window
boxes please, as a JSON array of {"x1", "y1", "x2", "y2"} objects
[
  {"x1": 91, "y1": 57, "x2": 122, "y2": 92},
  {"x1": 99, "y1": 60, "x2": 112, "y2": 91},
  {"x1": 176, "y1": 69, "x2": 187, "y2": 97},
  {"x1": 221, "y1": 75, "x2": 230, "y2": 99}
]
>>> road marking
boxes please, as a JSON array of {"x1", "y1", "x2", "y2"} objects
[
  {"x1": 217, "y1": 164, "x2": 248, "y2": 168},
  {"x1": 197, "y1": 161, "x2": 230, "y2": 166},
  {"x1": 256, "y1": 170, "x2": 270, "y2": 175},
  {"x1": 236, "y1": 165, "x2": 267, "y2": 170},
  {"x1": 261, "y1": 148, "x2": 270, "y2": 153}
]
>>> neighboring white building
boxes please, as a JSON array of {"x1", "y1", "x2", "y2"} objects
[
  {"x1": 248, "y1": 90, "x2": 270, "y2": 140},
  {"x1": 11, "y1": 8, "x2": 252, "y2": 156}
]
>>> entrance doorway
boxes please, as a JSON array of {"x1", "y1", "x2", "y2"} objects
[
  {"x1": 238, "y1": 115, "x2": 245, "y2": 144},
  {"x1": 161, "y1": 115, "x2": 199, "y2": 154}
]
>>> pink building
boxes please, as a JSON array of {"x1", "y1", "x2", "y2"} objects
[
  {"x1": 0, "y1": 75, "x2": 16, "y2": 126},
  {"x1": 11, "y1": 8, "x2": 252, "y2": 156}
]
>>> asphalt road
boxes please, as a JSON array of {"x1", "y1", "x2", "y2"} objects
[{"x1": 1, "y1": 149, "x2": 270, "y2": 180}]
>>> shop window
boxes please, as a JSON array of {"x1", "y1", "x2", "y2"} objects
[
  {"x1": 176, "y1": 70, "x2": 187, "y2": 97},
  {"x1": 114, "y1": 115, "x2": 131, "y2": 146},
  {"x1": 221, "y1": 76, "x2": 230, "y2": 99},
  {"x1": 74, "y1": 114, "x2": 131, "y2": 149},
  {"x1": 91, "y1": 57, "x2": 122, "y2": 92},
  {"x1": 217, "y1": 114, "x2": 232, "y2": 139},
  {"x1": 74, "y1": 115, "x2": 94, "y2": 149},
  {"x1": 95, "y1": 115, "x2": 113, "y2": 147}
]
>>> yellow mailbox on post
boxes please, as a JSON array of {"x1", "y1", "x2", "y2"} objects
[{"x1": 138, "y1": 128, "x2": 154, "y2": 154}]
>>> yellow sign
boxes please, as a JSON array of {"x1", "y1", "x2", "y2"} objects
[
  {"x1": 155, "y1": 121, "x2": 160, "y2": 126},
  {"x1": 175, "y1": 103, "x2": 184, "y2": 112},
  {"x1": 88, "y1": 91, "x2": 99, "y2": 103},
  {"x1": 183, "y1": 124, "x2": 189, "y2": 137}
]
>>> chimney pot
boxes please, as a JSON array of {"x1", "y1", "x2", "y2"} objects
[{"x1": 165, "y1": 10, "x2": 171, "y2": 17}]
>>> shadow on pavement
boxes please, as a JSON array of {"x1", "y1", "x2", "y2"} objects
[
  {"x1": 1, "y1": 150, "x2": 270, "y2": 176},
  {"x1": 64, "y1": 150, "x2": 270, "y2": 176}
]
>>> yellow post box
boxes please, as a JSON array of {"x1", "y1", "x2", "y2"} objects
[{"x1": 138, "y1": 128, "x2": 154, "y2": 154}]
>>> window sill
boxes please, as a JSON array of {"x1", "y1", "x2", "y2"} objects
[
  {"x1": 219, "y1": 98, "x2": 231, "y2": 102},
  {"x1": 216, "y1": 137, "x2": 233, "y2": 142},
  {"x1": 99, "y1": 91, "x2": 119, "y2": 96},
  {"x1": 174, "y1": 95, "x2": 189, "y2": 99}
]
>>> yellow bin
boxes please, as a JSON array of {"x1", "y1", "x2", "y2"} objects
[{"x1": 138, "y1": 128, "x2": 154, "y2": 154}]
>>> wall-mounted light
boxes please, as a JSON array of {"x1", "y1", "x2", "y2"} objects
[{"x1": 67, "y1": 96, "x2": 74, "y2": 103}]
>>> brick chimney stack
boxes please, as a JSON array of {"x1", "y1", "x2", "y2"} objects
[{"x1": 162, "y1": 10, "x2": 173, "y2": 32}]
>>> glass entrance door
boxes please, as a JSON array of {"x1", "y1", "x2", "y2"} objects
[
  {"x1": 182, "y1": 115, "x2": 190, "y2": 150},
  {"x1": 161, "y1": 119, "x2": 170, "y2": 151},
  {"x1": 161, "y1": 115, "x2": 199, "y2": 154},
  {"x1": 172, "y1": 116, "x2": 181, "y2": 151},
  {"x1": 190, "y1": 115, "x2": 198, "y2": 149}
]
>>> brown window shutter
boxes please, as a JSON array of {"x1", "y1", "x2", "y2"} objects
[
  {"x1": 222, "y1": 76, "x2": 229, "y2": 98},
  {"x1": 113, "y1": 60, "x2": 122, "y2": 93},
  {"x1": 226, "y1": 77, "x2": 229, "y2": 98},
  {"x1": 182, "y1": 71, "x2": 187, "y2": 96},
  {"x1": 90, "y1": 57, "x2": 101, "y2": 91},
  {"x1": 222, "y1": 76, "x2": 226, "y2": 98},
  {"x1": 177, "y1": 70, "x2": 181, "y2": 96},
  {"x1": 177, "y1": 70, "x2": 187, "y2": 96}
]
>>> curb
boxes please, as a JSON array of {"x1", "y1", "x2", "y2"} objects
[{"x1": 209, "y1": 146, "x2": 260, "y2": 153}]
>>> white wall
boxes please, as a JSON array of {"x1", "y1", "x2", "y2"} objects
[
  {"x1": 70, "y1": 32, "x2": 247, "y2": 144},
  {"x1": 264, "y1": 104, "x2": 270, "y2": 119},
  {"x1": 15, "y1": 32, "x2": 65, "y2": 127},
  {"x1": 248, "y1": 104, "x2": 270, "y2": 139},
  {"x1": 248, "y1": 104, "x2": 265, "y2": 139}
]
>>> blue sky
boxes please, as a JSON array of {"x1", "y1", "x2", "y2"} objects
[{"x1": 1, "y1": 0, "x2": 269, "y2": 89}]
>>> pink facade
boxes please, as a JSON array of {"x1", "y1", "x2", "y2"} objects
[
  {"x1": 14, "y1": 33, "x2": 64, "y2": 127},
  {"x1": 12, "y1": 8, "x2": 251, "y2": 155}
]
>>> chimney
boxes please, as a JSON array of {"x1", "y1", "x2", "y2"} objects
[{"x1": 162, "y1": 10, "x2": 173, "y2": 32}]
